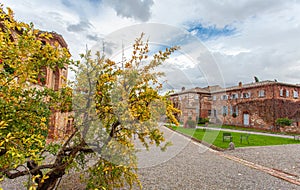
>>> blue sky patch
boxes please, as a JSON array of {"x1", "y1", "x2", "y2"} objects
[{"x1": 186, "y1": 22, "x2": 236, "y2": 41}]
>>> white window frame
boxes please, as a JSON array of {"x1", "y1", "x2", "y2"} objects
[
  {"x1": 293, "y1": 90, "x2": 298, "y2": 98},
  {"x1": 222, "y1": 106, "x2": 228, "y2": 115},
  {"x1": 243, "y1": 92, "x2": 251, "y2": 98},
  {"x1": 280, "y1": 89, "x2": 283, "y2": 97},
  {"x1": 212, "y1": 95, "x2": 217, "y2": 101},
  {"x1": 221, "y1": 95, "x2": 228, "y2": 100},
  {"x1": 231, "y1": 93, "x2": 238, "y2": 99},
  {"x1": 258, "y1": 90, "x2": 265, "y2": 97},
  {"x1": 235, "y1": 106, "x2": 238, "y2": 116}
]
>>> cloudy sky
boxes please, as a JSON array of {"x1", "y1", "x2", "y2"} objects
[{"x1": 2, "y1": 0, "x2": 300, "y2": 90}]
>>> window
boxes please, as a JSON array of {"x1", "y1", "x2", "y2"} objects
[
  {"x1": 213, "y1": 109, "x2": 217, "y2": 117},
  {"x1": 242, "y1": 92, "x2": 251, "y2": 98},
  {"x1": 222, "y1": 106, "x2": 228, "y2": 115},
  {"x1": 212, "y1": 95, "x2": 217, "y2": 101},
  {"x1": 231, "y1": 93, "x2": 238, "y2": 99},
  {"x1": 208, "y1": 110, "x2": 212, "y2": 116},
  {"x1": 286, "y1": 90, "x2": 289, "y2": 97},
  {"x1": 258, "y1": 90, "x2": 265, "y2": 97},
  {"x1": 229, "y1": 105, "x2": 238, "y2": 116},
  {"x1": 293, "y1": 90, "x2": 298, "y2": 98},
  {"x1": 233, "y1": 106, "x2": 238, "y2": 116},
  {"x1": 194, "y1": 95, "x2": 199, "y2": 100},
  {"x1": 221, "y1": 95, "x2": 228, "y2": 100},
  {"x1": 280, "y1": 89, "x2": 283, "y2": 97},
  {"x1": 38, "y1": 66, "x2": 47, "y2": 85},
  {"x1": 52, "y1": 69, "x2": 60, "y2": 91}
]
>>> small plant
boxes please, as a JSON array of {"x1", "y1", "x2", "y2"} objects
[
  {"x1": 232, "y1": 113, "x2": 237, "y2": 118},
  {"x1": 198, "y1": 117, "x2": 209, "y2": 124},
  {"x1": 276, "y1": 117, "x2": 292, "y2": 127}
]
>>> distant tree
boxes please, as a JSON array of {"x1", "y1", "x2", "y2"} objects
[{"x1": 254, "y1": 76, "x2": 259, "y2": 82}]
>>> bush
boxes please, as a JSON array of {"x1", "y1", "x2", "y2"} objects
[
  {"x1": 198, "y1": 117, "x2": 209, "y2": 124},
  {"x1": 275, "y1": 117, "x2": 292, "y2": 127}
]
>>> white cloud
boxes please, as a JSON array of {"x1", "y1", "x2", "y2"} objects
[
  {"x1": 103, "y1": 0, "x2": 154, "y2": 22},
  {"x1": 1, "y1": 0, "x2": 300, "y2": 89}
]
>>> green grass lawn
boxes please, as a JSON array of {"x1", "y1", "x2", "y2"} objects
[
  {"x1": 198, "y1": 124, "x2": 300, "y2": 136},
  {"x1": 169, "y1": 126, "x2": 300, "y2": 149}
]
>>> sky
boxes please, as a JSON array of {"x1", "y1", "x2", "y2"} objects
[{"x1": 2, "y1": 0, "x2": 300, "y2": 91}]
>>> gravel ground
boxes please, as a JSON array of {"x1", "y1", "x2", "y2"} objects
[
  {"x1": 226, "y1": 144, "x2": 300, "y2": 177},
  {"x1": 1, "y1": 126, "x2": 300, "y2": 189},
  {"x1": 135, "y1": 127, "x2": 300, "y2": 190}
]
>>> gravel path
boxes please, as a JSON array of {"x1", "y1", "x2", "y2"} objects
[
  {"x1": 135, "y1": 126, "x2": 300, "y2": 189},
  {"x1": 1, "y1": 125, "x2": 300, "y2": 189},
  {"x1": 227, "y1": 144, "x2": 300, "y2": 178}
]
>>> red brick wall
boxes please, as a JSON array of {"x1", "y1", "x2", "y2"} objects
[{"x1": 171, "y1": 82, "x2": 300, "y2": 133}]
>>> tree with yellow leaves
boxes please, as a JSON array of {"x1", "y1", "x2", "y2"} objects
[
  {"x1": 0, "y1": 4, "x2": 71, "y2": 189},
  {"x1": 0, "y1": 4, "x2": 179, "y2": 190}
]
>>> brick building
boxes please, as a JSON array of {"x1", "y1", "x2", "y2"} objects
[
  {"x1": 0, "y1": 19, "x2": 73, "y2": 139},
  {"x1": 170, "y1": 80, "x2": 300, "y2": 133},
  {"x1": 39, "y1": 32, "x2": 74, "y2": 139}
]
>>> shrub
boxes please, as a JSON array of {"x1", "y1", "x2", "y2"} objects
[
  {"x1": 198, "y1": 117, "x2": 209, "y2": 124},
  {"x1": 275, "y1": 117, "x2": 292, "y2": 127}
]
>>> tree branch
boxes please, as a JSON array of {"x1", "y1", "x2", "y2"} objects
[{"x1": 3, "y1": 164, "x2": 55, "y2": 179}]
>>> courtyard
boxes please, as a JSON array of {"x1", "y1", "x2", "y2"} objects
[
  {"x1": 135, "y1": 126, "x2": 300, "y2": 189},
  {"x1": 2, "y1": 125, "x2": 300, "y2": 189}
]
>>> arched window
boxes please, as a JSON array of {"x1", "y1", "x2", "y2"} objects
[{"x1": 52, "y1": 67, "x2": 60, "y2": 90}]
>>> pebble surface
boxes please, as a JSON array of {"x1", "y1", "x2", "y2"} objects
[
  {"x1": 136, "y1": 127, "x2": 300, "y2": 190},
  {"x1": 1, "y1": 126, "x2": 300, "y2": 190}
]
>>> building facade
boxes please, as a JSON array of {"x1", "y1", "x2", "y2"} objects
[
  {"x1": 170, "y1": 80, "x2": 300, "y2": 133},
  {"x1": 0, "y1": 19, "x2": 73, "y2": 139},
  {"x1": 38, "y1": 32, "x2": 74, "y2": 139}
]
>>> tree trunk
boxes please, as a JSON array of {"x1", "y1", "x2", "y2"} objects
[{"x1": 37, "y1": 169, "x2": 65, "y2": 190}]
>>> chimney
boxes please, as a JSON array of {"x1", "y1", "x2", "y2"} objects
[
  {"x1": 238, "y1": 82, "x2": 242, "y2": 87},
  {"x1": 182, "y1": 87, "x2": 185, "y2": 91}
]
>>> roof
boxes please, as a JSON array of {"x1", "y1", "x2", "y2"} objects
[
  {"x1": 48, "y1": 31, "x2": 68, "y2": 48},
  {"x1": 1, "y1": 15, "x2": 68, "y2": 49},
  {"x1": 213, "y1": 80, "x2": 300, "y2": 93},
  {"x1": 170, "y1": 80, "x2": 300, "y2": 96},
  {"x1": 171, "y1": 85, "x2": 221, "y2": 96}
]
